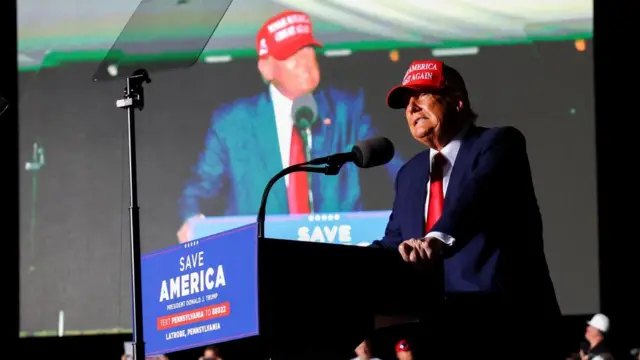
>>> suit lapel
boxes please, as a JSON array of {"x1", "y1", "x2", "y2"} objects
[
  {"x1": 444, "y1": 126, "x2": 479, "y2": 209},
  {"x1": 310, "y1": 90, "x2": 330, "y2": 158},
  {"x1": 252, "y1": 93, "x2": 287, "y2": 211}
]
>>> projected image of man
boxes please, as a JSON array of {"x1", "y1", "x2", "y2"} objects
[{"x1": 177, "y1": 10, "x2": 402, "y2": 243}]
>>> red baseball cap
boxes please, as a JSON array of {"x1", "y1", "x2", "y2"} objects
[
  {"x1": 395, "y1": 339, "x2": 411, "y2": 353},
  {"x1": 256, "y1": 10, "x2": 322, "y2": 60},
  {"x1": 386, "y1": 59, "x2": 467, "y2": 109}
]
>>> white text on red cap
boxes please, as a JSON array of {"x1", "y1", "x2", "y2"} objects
[
  {"x1": 267, "y1": 14, "x2": 310, "y2": 34},
  {"x1": 274, "y1": 24, "x2": 310, "y2": 43},
  {"x1": 407, "y1": 62, "x2": 439, "y2": 73},
  {"x1": 403, "y1": 72, "x2": 434, "y2": 85},
  {"x1": 402, "y1": 63, "x2": 439, "y2": 85}
]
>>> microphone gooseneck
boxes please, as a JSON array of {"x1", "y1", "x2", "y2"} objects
[{"x1": 256, "y1": 137, "x2": 395, "y2": 239}]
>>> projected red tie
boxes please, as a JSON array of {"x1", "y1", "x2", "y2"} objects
[
  {"x1": 425, "y1": 153, "x2": 446, "y2": 234},
  {"x1": 287, "y1": 128, "x2": 311, "y2": 214}
]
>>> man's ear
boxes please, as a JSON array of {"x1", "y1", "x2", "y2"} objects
[
  {"x1": 449, "y1": 92, "x2": 465, "y2": 112},
  {"x1": 257, "y1": 58, "x2": 273, "y2": 82}
]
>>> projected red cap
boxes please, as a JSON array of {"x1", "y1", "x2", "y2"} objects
[
  {"x1": 256, "y1": 10, "x2": 322, "y2": 60},
  {"x1": 386, "y1": 59, "x2": 467, "y2": 109},
  {"x1": 395, "y1": 339, "x2": 411, "y2": 353}
]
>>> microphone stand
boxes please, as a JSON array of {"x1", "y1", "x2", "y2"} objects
[
  {"x1": 256, "y1": 162, "x2": 343, "y2": 239},
  {"x1": 299, "y1": 128, "x2": 314, "y2": 211},
  {"x1": 25, "y1": 142, "x2": 45, "y2": 272},
  {"x1": 115, "y1": 69, "x2": 151, "y2": 360}
]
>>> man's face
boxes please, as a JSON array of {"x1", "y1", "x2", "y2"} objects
[
  {"x1": 584, "y1": 325, "x2": 600, "y2": 341},
  {"x1": 396, "y1": 351, "x2": 413, "y2": 360},
  {"x1": 355, "y1": 341, "x2": 371, "y2": 359},
  {"x1": 263, "y1": 46, "x2": 320, "y2": 99},
  {"x1": 204, "y1": 349, "x2": 216, "y2": 359},
  {"x1": 404, "y1": 92, "x2": 456, "y2": 150}
]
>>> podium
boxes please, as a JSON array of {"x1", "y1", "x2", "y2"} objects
[{"x1": 141, "y1": 223, "x2": 435, "y2": 358}]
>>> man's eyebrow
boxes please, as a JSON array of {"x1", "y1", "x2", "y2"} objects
[{"x1": 418, "y1": 92, "x2": 439, "y2": 99}]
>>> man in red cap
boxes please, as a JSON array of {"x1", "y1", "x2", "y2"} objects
[
  {"x1": 369, "y1": 59, "x2": 561, "y2": 357},
  {"x1": 394, "y1": 340, "x2": 413, "y2": 360},
  {"x1": 177, "y1": 10, "x2": 402, "y2": 243},
  {"x1": 255, "y1": 10, "x2": 321, "y2": 101}
]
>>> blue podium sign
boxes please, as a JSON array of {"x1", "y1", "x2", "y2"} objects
[
  {"x1": 189, "y1": 211, "x2": 391, "y2": 246},
  {"x1": 141, "y1": 223, "x2": 259, "y2": 356}
]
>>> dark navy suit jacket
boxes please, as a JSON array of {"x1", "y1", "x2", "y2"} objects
[
  {"x1": 179, "y1": 88, "x2": 403, "y2": 220},
  {"x1": 372, "y1": 126, "x2": 560, "y2": 316}
]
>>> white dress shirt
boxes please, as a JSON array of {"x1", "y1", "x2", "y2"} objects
[
  {"x1": 270, "y1": 84, "x2": 294, "y2": 185},
  {"x1": 423, "y1": 127, "x2": 468, "y2": 246}
]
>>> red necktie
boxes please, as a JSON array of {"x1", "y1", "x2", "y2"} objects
[
  {"x1": 287, "y1": 128, "x2": 311, "y2": 214},
  {"x1": 425, "y1": 153, "x2": 446, "y2": 234}
]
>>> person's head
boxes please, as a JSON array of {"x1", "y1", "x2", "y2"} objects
[
  {"x1": 395, "y1": 339, "x2": 413, "y2": 360},
  {"x1": 355, "y1": 339, "x2": 373, "y2": 360},
  {"x1": 585, "y1": 313, "x2": 609, "y2": 346},
  {"x1": 386, "y1": 59, "x2": 476, "y2": 150},
  {"x1": 256, "y1": 10, "x2": 322, "y2": 100},
  {"x1": 203, "y1": 345, "x2": 220, "y2": 360}
]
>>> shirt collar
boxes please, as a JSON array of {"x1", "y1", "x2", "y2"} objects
[
  {"x1": 269, "y1": 83, "x2": 293, "y2": 122},
  {"x1": 429, "y1": 125, "x2": 469, "y2": 166}
]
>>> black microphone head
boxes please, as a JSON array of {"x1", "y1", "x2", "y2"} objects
[
  {"x1": 352, "y1": 137, "x2": 395, "y2": 168},
  {"x1": 292, "y1": 94, "x2": 318, "y2": 130}
]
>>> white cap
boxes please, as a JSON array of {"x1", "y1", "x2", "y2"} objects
[{"x1": 587, "y1": 313, "x2": 610, "y2": 333}]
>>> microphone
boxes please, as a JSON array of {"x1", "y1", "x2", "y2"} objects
[
  {"x1": 292, "y1": 94, "x2": 317, "y2": 158},
  {"x1": 256, "y1": 136, "x2": 395, "y2": 238},
  {"x1": 308, "y1": 137, "x2": 395, "y2": 169},
  {"x1": 292, "y1": 94, "x2": 318, "y2": 131}
]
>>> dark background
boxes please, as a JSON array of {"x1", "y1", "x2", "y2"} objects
[{"x1": 18, "y1": 41, "x2": 598, "y2": 334}]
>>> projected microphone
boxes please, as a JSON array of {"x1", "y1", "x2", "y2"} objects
[
  {"x1": 292, "y1": 94, "x2": 317, "y2": 156},
  {"x1": 256, "y1": 136, "x2": 395, "y2": 238},
  {"x1": 292, "y1": 94, "x2": 318, "y2": 131},
  {"x1": 292, "y1": 95, "x2": 317, "y2": 208},
  {"x1": 308, "y1": 137, "x2": 395, "y2": 169}
]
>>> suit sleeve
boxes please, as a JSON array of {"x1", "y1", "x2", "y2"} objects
[
  {"x1": 369, "y1": 166, "x2": 405, "y2": 250},
  {"x1": 178, "y1": 111, "x2": 229, "y2": 221},
  {"x1": 430, "y1": 127, "x2": 529, "y2": 252}
]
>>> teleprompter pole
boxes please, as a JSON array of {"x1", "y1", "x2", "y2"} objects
[{"x1": 116, "y1": 69, "x2": 151, "y2": 360}]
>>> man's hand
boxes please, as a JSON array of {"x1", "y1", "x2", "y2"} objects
[
  {"x1": 398, "y1": 237, "x2": 444, "y2": 263},
  {"x1": 177, "y1": 214, "x2": 205, "y2": 243}
]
